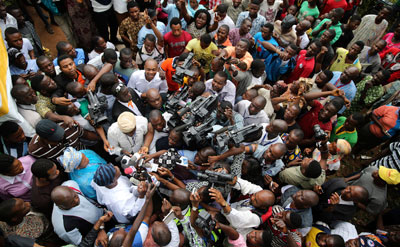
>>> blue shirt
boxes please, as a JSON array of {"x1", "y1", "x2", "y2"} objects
[
  {"x1": 253, "y1": 32, "x2": 278, "y2": 60},
  {"x1": 162, "y1": 4, "x2": 187, "y2": 32},
  {"x1": 137, "y1": 22, "x2": 167, "y2": 48},
  {"x1": 329, "y1": 71, "x2": 357, "y2": 114},
  {"x1": 53, "y1": 48, "x2": 87, "y2": 66},
  {"x1": 10, "y1": 59, "x2": 39, "y2": 75},
  {"x1": 236, "y1": 12, "x2": 266, "y2": 36}
]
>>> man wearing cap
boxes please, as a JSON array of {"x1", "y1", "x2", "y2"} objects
[
  {"x1": 107, "y1": 111, "x2": 152, "y2": 155},
  {"x1": 91, "y1": 163, "x2": 148, "y2": 223},
  {"x1": 28, "y1": 119, "x2": 99, "y2": 160},
  {"x1": 346, "y1": 166, "x2": 400, "y2": 215},
  {"x1": 8, "y1": 47, "x2": 39, "y2": 76}
]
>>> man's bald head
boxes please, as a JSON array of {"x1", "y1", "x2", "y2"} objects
[
  {"x1": 272, "y1": 143, "x2": 287, "y2": 156},
  {"x1": 51, "y1": 186, "x2": 79, "y2": 210},
  {"x1": 144, "y1": 58, "x2": 158, "y2": 68},
  {"x1": 269, "y1": 119, "x2": 288, "y2": 134},
  {"x1": 252, "y1": 190, "x2": 275, "y2": 209},
  {"x1": 149, "y1": 109, "x2": 163, "y2": 121},
  {"x1": 341, "y1": 66, "x2": 360, "y2": 83},
  {"x1": 249, "y1": 96, "x2": 267, "y2": 115},
  {"x1": 82, "y1": 64, "x2": 99, "y2": 81},
  {"x1": 170, "y1": 188, "x2": 191, "y2": 209},
  {"x1": 147, "y1": 88, "x2": 161, "y2": 99},
  {"x1": 292, "y1": 190, "x2": 319, "y2": 209},
  {"x1": 151, "y1": 221, "x2": 171, "y2": 246},
  {"x1": 146, "y1": 88, "x2": 163, "y2": 109},
  {"x1": 189, "y1": 81, "x2": 205, "y2": 99}
]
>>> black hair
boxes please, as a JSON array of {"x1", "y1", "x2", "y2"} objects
[
  {"x1": 0, "y1": 153, "x2": 16, "y2": 174},
  {"x1": 250, "y1": 0, "x2": 261, "y2": 5},
  {"x1": 219, "y1": 24, "x2": 230, "y2": 33},
  {"x1": 31, "y1": 159, "x2": 54, "y2": 179},
  {"x1": 57, "y1": 54, "x2": 73, "y2": 66},
  {"x1": 220, "y1": 101, "x2": 233, "y2": 110},
  {"x1": 351, "y1": 112, "x2": 364, "y2": 125},
  {"x1": 291, "y1": 128, "x2": 304, "y2": 139},
  {"x1": 330, "y1": 235, "x2": 345, "y2": 247},
  {"x1": 0, "y1": 121, "x2": 19, "y2": 138},
  {"x1": 170, "y1": 17, "x2": 181, "y2": 28},
  {"x1": 311, "y1": 39, "x2": 322, "y2": 51},
  {"x1": 216, "y1": 3, "x2": 228, "y2": 13},
  {"x1": 381, "y1": 69, "x2": 391, "y2": 81},
  {"x1": 349, "y1": 14, "x2": 362, "y2": 22},
  {"x1": 56, "y1": 41, "x2": 70, "y2": 55},
  {"x1": 120, "y1": 47, "x2": 133, "y2": 57},
  {"x1": 0, "y1": 199, "x2": 17, "y2": 223},
  {"x1": 4, "y1": 27, "x2": 19, "y2": 37},
  {"x1": 11, "y1": 75, "x2": 21, "y2": 85},
  {"x1": 242, "y1": 156, "x2": 262, "y2": 185},
  {"x1": 11, "y1": 84, "x2": 30, "y2": 100},
  {"x1": 215, "y1": 70, "x2": 228, "y2": 81},
  {"x1": 239, "y1": 38, "x2": 251, "y2": 50},
  {"x1": 178, "y1": 52, "x2": 189, "y2": 62},
  {"x1": 99, "y1": 72, "x2": 117, "y2": 87},
  {"x1": 261, "y1": 229, "x2": 272, "y2": 246},
  {"x1": 288, "y1": 43, "x2": 300, "y2": 53},
  {"x1": 289, "y1": 212, "x2": 302, "y2": 229},
  {"x1": 330, "y1": 97, "x2": 345, "y2": 111},
  {"x1": 242, "y1": 18, "x2": 252, "y2": 26},
  {"x1": 55, "y1": 104, "x2": 71, "y2": 116},
  {"x1": 103, "y1": 48, "x2": 118, "y2": 62},
  {"x1": 304, "y1": 160, "x2": 322, "y2": 178},
  {"x1": 251, "y1": 59, "x2": 265, "y2": 71},
  {"x1": 322, "y1": 70, "x2": 334, "y2": 81},
  {"x1": 333, "y1": 7, "x2": 344, "y2": 16},
  {"x1": 91, "y1": 35, "x2": 103, "y2": 50},
  {"x1": 127, "y1": 1, "x2": 139, "y2": 9},
  {"x1": 149, "y1": 109, "x2": 163, "y2": 121},
  {"x1": 243, "y1": 126, "x2": 263, "y2": 142},
  {"x1": 263, "y1": 22, "x2": 274, "y2": 32},
  {"x1": 192, "y1": 81, "x2": 206, "y2": 95},
  {"x1": 200, "y1": 34, "x2": 212, "y2": 45},
  {"x1": 30, "y1": 74, "x2": 45, "y2": 92},
  {"x1": 147, "y1": 8, "x2": 156, "y2": 18},
  {"x1": 194, "y1": 9, "x2": 211, "y2": 28},
  {"x1": 327, "y1": 28, "x2": 336, "y2": 38},
  {"x1": 36, "y1": 55, "x2": 51, "y2": 66},
  {"x1": 354, "y1": 41, "x2": 365, "y2": 50},
  {"x1": 145, "y1": 33, "x2": 156, "y2": 43},
  {"x1": 382, "y1": 6, "x2": 393, "y2": 13},
  {"x1": 152, "y1": 225, "x2": 172, "y2": 247}
]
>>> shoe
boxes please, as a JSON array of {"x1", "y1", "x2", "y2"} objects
[{"x1": 46, "y1": 25, "x2": 54, "y2": 34}]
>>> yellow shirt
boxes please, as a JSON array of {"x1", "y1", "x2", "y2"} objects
[
  {"x1": 329, "y1": 48, "x2": 362, "y2": 72},
  {"x1": 185, "y1": 39, "x2": 218, "y2": 73},
  {"x1": 305, "y1": 227, "x2": 324, "y2": 247}
]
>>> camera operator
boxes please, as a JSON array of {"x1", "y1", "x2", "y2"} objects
[
  {"x1": 234, "y1": 95, "x2": 269, "y2": 126},
  {"x1": 188, "y1": 81, "x2": 206, "y2": 102},
  {"x1": 205, "y1": 71, "x2": 236, "y2": 105},
  {"x1": 298, "y1": 90, "x2": 347, "y2": 148},
  {"x1": 210, "y1": 101, "x2": 244, "y2": 129}
]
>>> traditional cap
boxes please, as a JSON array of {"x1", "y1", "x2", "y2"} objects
[
  {"x1": 336, "y1": 139, "x2": 352, "y2": 156},
  {"x1": 378, "y1": 166, "x2": 400, "y2": 185},
  {"x1": 93, "y1": 163, "x2": 116, "y2": 186},
  {"x1": 57, "y1": 147, "x2": 83, "y2": 173},
  {"x1": 117, "y1": 111, "x2": 136, "y2": 133},
  {"x1": 36, "y1": 119, "x2": 65, "y2": 142}
]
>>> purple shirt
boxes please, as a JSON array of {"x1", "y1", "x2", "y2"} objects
[
  {"x1": 0, "y1": 155, "x2": 35, "y2": 201},
  {"x1": 229, "y1": 28, "x2": 253, "y2": 46}
]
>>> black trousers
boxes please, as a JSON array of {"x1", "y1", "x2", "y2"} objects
[{"x1": 92, "y1": 8, "x2": 119, "y2": 43}]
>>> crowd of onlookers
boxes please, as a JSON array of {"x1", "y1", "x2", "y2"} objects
[{"x1": 1, "y1": 0, "x2": 400, "y2": 245}]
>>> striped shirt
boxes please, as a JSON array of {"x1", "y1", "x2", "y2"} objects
[
  {"x1": 28, "y1": 123, "x2": 84, "y2": 160},
  {"x1": 371, "y1": 141, "x2": 400, "y2": 171}
]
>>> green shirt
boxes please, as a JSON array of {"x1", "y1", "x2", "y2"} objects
[
  {"x1": 279, "y1": 166, "x2": 326, "y2": 190},
  {"x1": 329, "y1": 116, "x2": 358, "y2": 147},
  {"x1": 312, "y1": 18, "x2": 342, "y2": 44},
  {"x1": 298, "y1": 1, "x2": 320, "y2": 22}
]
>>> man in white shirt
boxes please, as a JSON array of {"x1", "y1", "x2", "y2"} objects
[
  {"x1": 293, "y1": 20, "x2": 311, "y2": 49},
  {"x1": 210, "y1": 4, "x2": 236, "y2": 37},
  {"x1": 0, "y1": 3, "x2": 18, "y2": 39},
  {"x1": 234, "y1": 96, "x2": 269, "y2": 126},
  {"x1": 205, "y1": 71, "x2": 236, "y2": 105},
  {"x1": 127, "y1": 59, "x2": 168, "y2": 98},
  {"x1": 5, "y1": 27, "x2": 34, "y2": 60},
  {"x1": 11, "y1": 84, "x2": 41, "y2": 129},
  {"x1": 91, "y1": 163, "x2": 148, "y2": 223},
  {"x1": 88, "y1": 48, "x2": 118, "y2": 70}
]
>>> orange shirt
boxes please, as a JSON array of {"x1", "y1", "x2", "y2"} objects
[
  {"x1": 224, "y1": 46, "x2": 253, "y2": 71},
  {"x1": 161, "y1": 58, "x2": 179, "y2": 92},
  {"x1": 214, "y1": 34, "x2": 233, "y2": 48},
  {"x1": 77, "y1": 70, "x2": 86, "y2": 85}
]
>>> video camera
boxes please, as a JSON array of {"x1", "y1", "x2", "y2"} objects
[
  {"x1": 214, "y1": 124, "x2": 263, "y2": 149},
  {"x1": 195, "y1": 210, "x2": 216, "y2": 238},
  {"x1": 313, "y1": 124, "x2": 327, "y2": 141},
  {"x1": 165, "y1": 85, "x2": 189, "y2": 115},
  {"x1": 156, "y1": 148, "x2": 188, "y2": 170},
  {"x1": 197, "y1": 170, "x2": 234, "y2": 185},
  {"x1": 182, "y1": 117, "x2": 214, "y2": 146},
  {"x1": 87, "y1": 90, "x2": 108, "y2": 126},
  {"x1": 172, "y1": 52, "x2": 195, "y2": 85}
]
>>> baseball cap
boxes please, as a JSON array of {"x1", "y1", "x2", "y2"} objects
[
  {"x1": 36, "y1": 119, "x2": 65, "y2": 142},
  {"x1": 7, "y1": 47, "x2": 23, "y2": 63},
  {"x1": 378, "y1": 166, "x2": 400, "y2": 185}
]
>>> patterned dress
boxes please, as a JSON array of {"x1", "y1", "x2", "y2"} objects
[{"x1": 119, "y1": 14, "x2": 146, "y2": 56}]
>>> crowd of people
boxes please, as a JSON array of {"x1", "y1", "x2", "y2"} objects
[{"x1": 1, "y1": 0, "x2": 400, "y2": 245}]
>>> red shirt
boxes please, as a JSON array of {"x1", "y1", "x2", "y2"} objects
[
  {"x1": 286, "y1": 50, "x2": 315, "y2": 84},
  {"x1": 298, "y1": 100, "x2": 333, "y2": 139},
  {"x1": 161, "y1": 58, "x2": 179, "y2": 92},
  {"x1": 321, "y1": 0, "x2": 347, "y2": 15},
  {"x1": 163, "y1": 31, "x2": 192, "y2": 58},
  {"x1": 380, "y1": 47, "x2": 400, "y2": 83}
]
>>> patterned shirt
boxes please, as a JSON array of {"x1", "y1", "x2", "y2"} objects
[
  {"x1": 229, "y1": 28, "x2": 253, "y2": 46},
  {"x1": 344, "y1": 75, "x2": 384, "y2": 116},
  {"x1": 35, "y1": 94, "x2": 56, "y2": 118},
  {"x1": 119, "y1": 15, "x2": 146, "y2": 52},
  {"x1": 236, "y1": 12, "x2": 266, "y2": 36},
  {"x1": 0, "y1": 212, "x2": 49, "y2": 239}
]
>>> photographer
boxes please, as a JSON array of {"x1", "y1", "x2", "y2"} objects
[
  {"x1": 205, "y1": 71, "x2": 236, "y2": 106},
  {"x1": 210, "y1": 101, "x2": 244, "y2": 130},
  {"x1": 298, "y1": 90, "x2": 347, "y2": 147}
]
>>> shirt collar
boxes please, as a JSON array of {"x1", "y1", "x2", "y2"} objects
[{"x1": 0, "y1": 170, "x2": 26, "y2": 184}]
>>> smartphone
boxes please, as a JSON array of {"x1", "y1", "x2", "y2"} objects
[
  {"x1": 163, "y1": 210, "x2": 176, "y2": 224},
  {"x1": 192, "y1": 187, "x2": 197, "y2": 195},
  {"x1": 70, "y1": 98, "x2": 77, "y2": 102}
]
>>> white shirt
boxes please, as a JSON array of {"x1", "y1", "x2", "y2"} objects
[
  {"x1": 210, "y1": 10, "x2": 236, "y2": 36},
  {"x1": 90, "y1": 0, "x2": 112, "y2": 12},
  {"x1": 6, "y1": 38, "x2": 33, "y2": 60},
  {"x1": 292, "y1": 25, "x2": 309, "y2": 49},
  {"x1": 107, "y1": 116, "x2": 148, "y2": 155},
  {"x1": 113, "y1": 0, "x2": 129, "y2": 13},
  {"x1": 88, "y1": 51, "x2": 120, "y2": 70},
  {"x1": 17, "y1": 104, "x2": 41, "y2": 129},
  {"x1": 127, "y1": 70, "x2": 168, "y2": 96},
  {"x1": 88, "y1": 42, "x2": 115, "y2": 60},
  {"x1": 91, "y1": 176, "x2": 146, "y2": 223},
  {"x1": 259, "y1": 0, "x2": 282, "y2": 22},
  {"x1": 234, "y1": 100, "x2": 270, "y2": 126},
  {"x1": 0, "y1": 14, "x2": 18, "y2": 39},
  {"x1": 257, "y1": 123, "x2": 283, "y2": 146},
  {"x1": 205, "y1": 79, "x2": 236, "y2": 106}
]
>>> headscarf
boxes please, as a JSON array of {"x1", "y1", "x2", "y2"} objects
[
  {"x1": 93, "y1": 163, "x2": 116, "y2": 186},
  {"x1": 57, "y1": 147, "x2": 83, "y2": 173},
  {"x1": 187, "y1": 0, "x2": 206, "y2": 17}
]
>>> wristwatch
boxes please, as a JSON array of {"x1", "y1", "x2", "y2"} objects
[
  {"x1": 221, "y1": 201, "x2": 228, "y2": 208},
  {"x1": 99, "y1": 225, "x2": 105, "y2": 230},
  {"x1": 192, "y1": 206, "x2": 198, "y2": 211}
]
